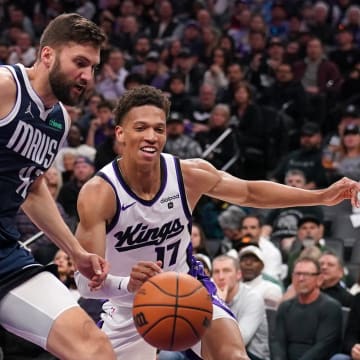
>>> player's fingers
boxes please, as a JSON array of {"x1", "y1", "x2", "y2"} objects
[{"x1": 90, "y1": 254, "x2": 104, "y2": 276}]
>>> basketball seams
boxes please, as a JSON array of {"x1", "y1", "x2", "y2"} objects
[
  {"x1": 132, "y1": 272, "x2": 213, "y2": 351},
  {"x1": 170, "y1": 273, "x2": 180, "y2": 349},
  {"x1": 132, "y1": 303, "x2": 213, "y2": 314},
  {"x1": 146, "y1": 278, "x2": 205, "y2": 297}
]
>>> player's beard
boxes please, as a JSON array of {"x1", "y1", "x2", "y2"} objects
[{"x1": 49, "y1": 56, "x2": 86, "y2": 106}]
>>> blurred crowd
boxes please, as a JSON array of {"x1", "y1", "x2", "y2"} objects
[{"x1": 1, "y1": 0, "x2": 360, "y2": 359}]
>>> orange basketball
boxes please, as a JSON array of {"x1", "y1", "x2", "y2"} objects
[{"x1": 132, "y1": 271, "x2": 213, "y2": 351}]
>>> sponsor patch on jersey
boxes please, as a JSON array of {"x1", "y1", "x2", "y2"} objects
[
  {"x1": 49, "y1": 119, "x2": 63, "y2": 130},
  {"x1": 160, "y1": 193, "x2": 180, "y2": 204}
]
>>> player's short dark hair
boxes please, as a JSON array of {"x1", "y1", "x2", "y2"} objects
[
  {"x1": 114, "y1": 85, "x2": 171, "y2": 125},
  {"x1": 39, "y1": 13, "x2": 106, "y2": 53}
]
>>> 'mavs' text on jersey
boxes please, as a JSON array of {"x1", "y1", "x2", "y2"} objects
[{"x1": 6, "y1": 120, "x2": 58, "y2": 168}]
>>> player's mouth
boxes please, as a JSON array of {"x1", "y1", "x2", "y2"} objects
[
  {"x1": 73, "y1": 83, "x2": 86, "y2": 96},
  {"x1": 140, "y1": 146, "x2": 157, "y2": 156}
]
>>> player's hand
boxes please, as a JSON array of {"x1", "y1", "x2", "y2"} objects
[
  {"x1": 351, "y1": 344, "x2": 360, "y2": 360},
  {"x1": 128, "y1": 260, "x2": 162, "y2": 293},
  {"x1": 323, "y1": 177, "x2": 360, "y2": 207},
  {"x1": 73, "y1": 250, "x2": 109, "y2": 286}
]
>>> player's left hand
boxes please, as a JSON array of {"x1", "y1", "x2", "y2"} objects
[
  {"x1": 73, "y1": 250, "x2": 109, "y2": 285},
  {"x1": 323, "y1": 177, "x2": 360, "y2": 207},
  {"x1": 128, "y1": 260, "x2": 162, "y2": 293}
]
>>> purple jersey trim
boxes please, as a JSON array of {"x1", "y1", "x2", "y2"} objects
[
  {"x1": 173, "y1": 156, "x2": 192, "y2": 221},
  {"x1": 97, "y1": 168, "x2": 121, "y2": 233},
  {"x1": 186, "y1": 246, "x2": 235, "y2": 318},
  {"x1": 113, "y1": 156, "x2": 168, "y2": 206}
]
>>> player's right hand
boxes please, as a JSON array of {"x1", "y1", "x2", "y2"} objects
[{"x1": 128, "y1": 260, "x2": 162, "y2": 293}]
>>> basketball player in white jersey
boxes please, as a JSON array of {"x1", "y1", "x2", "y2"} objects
[{"x1": 75, "y1": 85, "x2": 360, "y2": 360}]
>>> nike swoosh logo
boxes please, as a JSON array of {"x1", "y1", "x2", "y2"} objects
[{"x1": 121, "y1": 202, "x2": 136, "y2": 211}]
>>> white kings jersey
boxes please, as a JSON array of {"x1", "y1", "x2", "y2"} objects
[{"x1": 98, "y1": 153, "x2": 198, "y2": 307}]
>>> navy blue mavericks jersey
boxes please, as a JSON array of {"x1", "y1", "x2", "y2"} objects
[{"x1": 0, "y1": 64, "x2": 69, "y2": 276}]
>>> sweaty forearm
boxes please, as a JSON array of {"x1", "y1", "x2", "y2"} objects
[{"x1": 245, "y1": 181, "x2": 324, "y2": 208}]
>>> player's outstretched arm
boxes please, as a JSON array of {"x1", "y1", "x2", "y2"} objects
[
  {"x1": 22, "y1": 175, "x2": 108, "y2": 281},
  {"x1": 181, "y1": 159, "x2": 360, "y2": 210}
]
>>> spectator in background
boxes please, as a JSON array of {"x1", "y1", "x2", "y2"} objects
[
  {"x1": 189, "y1": 82, "x2": 217, "y2": 134},
  {"x1": 263, "y1": 170, "x2": 324, "y2": 255},
  {"x1": 173, "y1": 47, "x2": 204, "y2": 97},
  {"x1": 330, "y1": 28, "x2": 360, "y2": 76},
  {"x1": 180, "y1": 20, "x2": 204, "y2": 59},
  {"x1": 5, "y1": 6, "x2": 35, "y2": 41},
  {"x1": 147, "y1": 0, "x2": 180, "y2": 47},
  {"x1": 241, "y1": 30, "x2": 267, "y2": 74},
  {"x1": 212, "y1": 254, "x2": 270, "y2": 360},
  {"x1": 319, "y1": 251, "x2": 354, "y2": 307},
  {"x1": 54, "y1": 123, "x2": 96, "y2": 173},
  {"x1": 77, "y1": 92, "x2": 104, "y2": 138},
  {"x1": 219, "y1": 62, "x2": 246, "y2": 104},
  {"x1": 133, "y1": 50, "x2": 169, "y2": 90},
  {"x1": 163, "y1": 38, "x2": 182, "y2": 71},
  {"x1": 94, "y1": 119, "x2": 122, "y2": 171},
  {"x1": 203, "y1": 47, "x2": 230, "y2": 92},
  {"x1": 165, "y1": 72, "x2": 193, "y2": 119},
  {"x1": 237, "y1": 215, "x2": 283, "y2": 281},
  {"x1": 191, "y1": 222, "x2": 211, "y2": 259},
  {"x1": 340, "y1": 62, "x2": 360, "y2": 102},
  {"x1": 239, "y1": 245, "x2": 283, "y2": 309},
  {"x1": 128, "y1": 35, "x2": 151, "y2": 69},
  {"x1": 164, "y1": 111, "x2": 202, "y2": 159},
  {"x1": 86, "y1": 100, "x2": 115, "y2": 148},
  {"x1": 199, "y1": 26, "x2": 220, "y2": 66},
  {"x1": 308, "y1": 2, "x2": 335, "y2": 46},
  {"x1": 123, "y1": 72, "x2": 145, "y2": 90},
  {"x1": 273, "y1": 257, "x2": 343, "y2": 360},
  {"x1": 95, "y1": 48, "x2": 128, "y2": 101},
  {"x1": 268, "y1": 2, "x2": 289, "y2": 40},
  {"x1": 330, "y1": 293, "x2": 360, "y2": 360},
  {"x1": 231, "y1": 81, "x2": 267, "y2": 179},
  {"x1": 332, "y1": 124, "x2": 360, "y2": 181},
  {"x1": 270, "y1": 122, "x2": 328, "y2": 189},
  {"x1": 218, "y1": 204, "x2": 247, "y2": 256},
  {"x1": 286, "y1": 214, "x2": 327, "y2": 283},
  {"x1": 196, "y1": 103, "x2": 239, "y2": 175},
  {"x1": 247, "y1": 36, "x2": 286, "y2": 96},
  {"x1": 7, "y1": 31, "x2": 36, "y2": 66},
  {"x1": 261, "y1": 62, "x2": 308, "y2": 142},
  {"x1": 292, "y1": 37, "x2": 343, "y2": 126},
  {"x1": 53, "y1": 249, "x2": 79, "y2": 301},
  {"x1": 117, "y1": 15, "x2": 142, "y2": 55},
  {"x1": 341, "y1": 5, "x2": 360, "y2": 45},
  {"x1": 57, "y1": 156, "x2": 95, "y2": 223}
]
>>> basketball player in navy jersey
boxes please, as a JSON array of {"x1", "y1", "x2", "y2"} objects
[
  {"x1": 75, "y1": 86, "x2": 360, "y2": 360},
  {"x1": 0, "y1": 14, "x2": 116, "y2": 359}
]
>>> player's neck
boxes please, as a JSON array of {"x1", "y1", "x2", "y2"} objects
[
  {"x1": 27, "y1": 64, "x2": 58, "y2": 108},
  {"x1": 118, "y1": 158, "x2": 161, "y2": 200}
]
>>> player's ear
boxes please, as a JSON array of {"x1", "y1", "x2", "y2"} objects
[
  {"x1": 41, "y1": 46, "x2": 55, "y2": 68},
  {"x1": 115, "y1": 125, "x2": 124, "y2": 142}
]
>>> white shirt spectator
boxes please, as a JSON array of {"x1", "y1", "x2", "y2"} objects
[
  {"x1": 259, "y1": 236, "x2": 283, "y2": 280},
  {"x1": 244, "y1": 274, "x2": 283, "y2": 309},
  {"x1": 229, "y1": 283, "x2": 270, "y2": 360}
]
